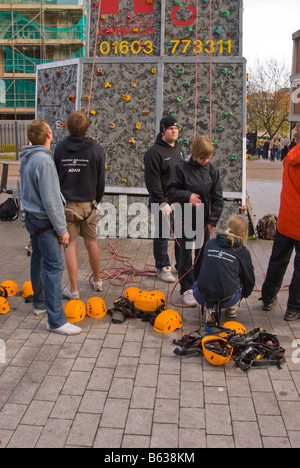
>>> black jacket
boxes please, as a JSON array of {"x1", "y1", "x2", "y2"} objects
[
  {"x1": 54, "y1": 136, "x2": 106, "y2": 203},
  {"x1": 144, "y1": 134, "x2": 184, "y2": 204},
  {"x1": 197, "y1": 234, "x2": 255, "y2": 301},
  {"x1": 166, "y1": 157, "x2": 223, "y2": 226}
]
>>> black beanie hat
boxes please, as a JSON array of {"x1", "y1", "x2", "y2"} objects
[{"x1": 160, "y1": 115, "x2": 179, "y2": 133}]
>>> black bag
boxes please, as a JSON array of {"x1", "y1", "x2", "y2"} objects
[
  {"x1": 0, "y1": 197, "x2": 19, "y2": 221},
  {"x1": 256, "y1": 214, "x2": 277, "y2": 240}
]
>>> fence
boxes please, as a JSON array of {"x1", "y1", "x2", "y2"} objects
[{"x1": 0, "y1": 121, "x2": 30, "y2": 154}]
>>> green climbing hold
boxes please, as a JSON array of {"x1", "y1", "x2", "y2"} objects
[{"x1": 221, "y1": 11, "x2": 230, "y2": 18}]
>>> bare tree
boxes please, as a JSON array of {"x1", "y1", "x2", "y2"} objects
[{"x1": 247, "y1": 58, "x2": 290, "y2": 139}]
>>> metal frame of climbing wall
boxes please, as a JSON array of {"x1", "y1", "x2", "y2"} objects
[{"x1": 36, "y1": 0, "x2": 246, "y2": 234}]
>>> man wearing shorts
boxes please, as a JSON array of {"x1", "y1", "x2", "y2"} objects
[{"x1": 54, "y1": 111, "x2": 106, "y2": 300}]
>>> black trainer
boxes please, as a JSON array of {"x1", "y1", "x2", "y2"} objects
[
  {"x1": 259, "y1": 297, "x2": 277, "y2": 311},
  {"x1": 284, "y1": 309, "x2": 300, "y2": 321}
]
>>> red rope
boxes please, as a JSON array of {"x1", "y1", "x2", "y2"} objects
[
  {"x1": 87, "y1": 0, "x2": 102, "y2": 116},
  {"x1": 90, "y1": 241, "x2": 157, "y2": 287},
  {"x1": 194, "y1": 0, "x2": 199, "y2": 139},
  {"x1": 209, "y1": 0, "x2": 213, "y2": 138}
]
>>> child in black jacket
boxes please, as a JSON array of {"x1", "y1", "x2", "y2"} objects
[
  {"x1": 193, "y1": 215, "x2": 255, "y2": 323},
  {"x1": 167, "y1": 136, "x2": 223, "y2": 307}
]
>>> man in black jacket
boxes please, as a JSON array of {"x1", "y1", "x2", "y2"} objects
[
  {"x1": 54, "y1": 111, "x2": 106, "y2": 300},
  {"x1": 144, "y1": 115, "x2": 184, "y2": 283}
]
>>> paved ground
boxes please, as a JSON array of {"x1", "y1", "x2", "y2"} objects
[{"x1": 0, "y1": 160, "x2": 300, "y2": 449}]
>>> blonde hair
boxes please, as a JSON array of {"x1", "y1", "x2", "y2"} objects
[
  {"x1": 225, "y1": 215, "x2": 248, "y2": 246},
  {"x1": 191, "y1": 136, "x2": 214, "y2": 161}
]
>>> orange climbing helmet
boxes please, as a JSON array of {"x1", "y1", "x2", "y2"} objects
[
  {"x1": 64, "y1": 300, "x2": 86, "y2": 323},
  {"x1": 0, "y1": 280, "x2": 19, "y2": 297},
  {"x1": 153, "y1": 310, "x2": 183, "y2": 333},
  {"x1": 86, "y1": 297, "x2": 107, "y2": 319},
  {"x1": 0, "y1": 297, "x2": 11, "y2": 314},
  {"x1": 123, "y1": 287, "x2": 141, "y2": 303},
  {"x1": 201, "y1": 335, "x2": 233, "y2": 366},
  {"x1": 21, "y1": 281, "x2": 34, "y2": 298},
  {"x1": 134, "y1": 290, "x2": 166, "y2": 313}
]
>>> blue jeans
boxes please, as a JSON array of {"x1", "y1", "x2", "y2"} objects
[
  {"x1": 192, "y1": 282, "x2": 242, "y2": 309},
  {"x1": 150, "y1": 200, "x2": 179, "y2": 270},
  {"x1": 26, "y1": 213, "x2": 67, "y2": 329}
]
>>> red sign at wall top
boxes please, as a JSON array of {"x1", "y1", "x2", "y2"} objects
[{"x1": 98, "y1": 0, "x2": 154, "y2": 15}]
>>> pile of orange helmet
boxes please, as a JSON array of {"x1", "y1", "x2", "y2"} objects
[
  {"x1": 124, "y1": 286, "x2": 183, "y2": 333},
  {"x1": 0, "y1": 280, "x2": 34, "y2": 314}
]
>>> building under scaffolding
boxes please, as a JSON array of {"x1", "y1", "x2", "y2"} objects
[{"x1": 0, "y1": 0, "x2": 87, "y2": 120}]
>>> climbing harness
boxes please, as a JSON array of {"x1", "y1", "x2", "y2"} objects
[{"x1": 173, "y1": 323, "x2": 286, "y2": 371}]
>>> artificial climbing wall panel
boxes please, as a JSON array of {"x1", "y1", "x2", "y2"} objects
[
  {"x1": 162, "y1": 61, "x2": 245, "y2": 194},
  {"x1": 81, "y1": 62, "x2": 158, "y2": 188},
  {"x1": 36, "y1": 62, "x2": 79, "y2": 142}
]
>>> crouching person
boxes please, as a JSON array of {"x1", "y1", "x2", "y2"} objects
[
  {"x1": 20, "y1": 119, "x2": 81, "y2": 336},
  {"x1": 193, "y1": 215, "x2": 255, "y2": 323}
]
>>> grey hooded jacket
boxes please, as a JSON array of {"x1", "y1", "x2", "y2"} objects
[{"x1": 20, "y1": 145, "x2": 67, "y2": 237}]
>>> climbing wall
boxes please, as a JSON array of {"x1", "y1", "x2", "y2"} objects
[
  {"x1": 36, "y1": 0, "x2": 246, "y2": 235},
  {"x1": 36, "y1": 62, "x2": 78, "y2": 140}
]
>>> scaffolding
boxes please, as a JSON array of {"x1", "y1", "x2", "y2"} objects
[{"x1": 0, "y1": 0, "x2": 87, "y2": 116}]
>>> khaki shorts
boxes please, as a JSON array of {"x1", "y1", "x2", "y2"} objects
[{"x1": 65, "y1": 201, "x2": 98, "y2": 242}]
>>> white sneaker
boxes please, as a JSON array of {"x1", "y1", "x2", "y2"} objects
[
  {"x1": 33, "y1": 308, "x2": 46, "y2": 316},
  {"x1": 226, "y1": 307, "x2": 237, "y2": 319},
  {"x1": 91, "y1": 278, "x2": 103, "y2": 292},
  {"x1": 46, "y1": 322, "x2": 82, "y2": 335},
  {"x1": 181, "y1": 290, "x2": 197, "y2": 307},
  {"x1": 157, "y1": 266, "x2": 176, "y2": 283},
  {"x1": 63, "y1": 287, "x2": 80, "y2": 300}
]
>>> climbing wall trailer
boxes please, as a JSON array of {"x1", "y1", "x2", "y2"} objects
[{"x1": 36, "y1": 0, "x2": 247, "y2": 235}]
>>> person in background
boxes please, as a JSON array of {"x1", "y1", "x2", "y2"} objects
[
  {"x1": 144, "y1": 115, "x2": 184, "y2": 283},
  {"x1": 54, "y1": 111, "x2": 106, "y2": 300},
  {"x1": 270, "y1": 136, "x2": 279, "y2": 162},
  {"x1": 167, "y1": 136, "x2": 223, "y2": 307},
  {"x1": 280, "y1": 134, "x2": 290, "y2": 161},
  {"x1": 193, "y1": 215, "x2": 255, "y2": 323},
  {"x1": 262, "y1": 139, "x2": 270, "y2": 160},
  {"x1": 20, "y1": 119, "x2": 81, "y2": 336},
  {"x1": 261, "y1": 141, "x2": 300, "y2": 321}
]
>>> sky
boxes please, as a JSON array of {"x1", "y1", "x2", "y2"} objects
[{"x1": 243, "y1": 0, "x2": 300, "y2": 71}]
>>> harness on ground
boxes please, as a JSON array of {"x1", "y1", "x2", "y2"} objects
[{"x1": 173, "y1": 323, "x2": 286, "y2": 371}]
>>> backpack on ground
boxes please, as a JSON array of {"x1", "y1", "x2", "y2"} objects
[
  {"x1": 256, "y1": 214, "x2": 277, "y2": 240},
  {"x1": 0, "y1": 197, "x2": 19, "y2": 221}
]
